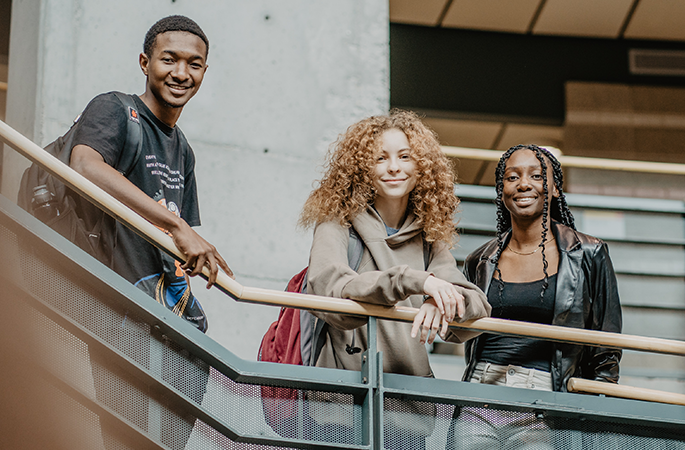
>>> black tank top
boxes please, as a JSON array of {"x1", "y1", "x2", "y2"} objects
[{"x1": 479, "y1": 274, "x2": 557, "y2": 372}]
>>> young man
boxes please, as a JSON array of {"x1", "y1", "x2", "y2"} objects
[{"x1": 70, "y1": 15, "x2": 232, "y2": 332}]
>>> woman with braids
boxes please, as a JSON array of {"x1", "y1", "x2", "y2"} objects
[
  {"x1": 300, "y1": 110, "x2": 490, "y2": 449},
  {"x1": 448, "y1": 144, "x2": 622, "y2": 450}
]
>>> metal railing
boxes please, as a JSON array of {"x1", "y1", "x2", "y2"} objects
[
  {"x1": 1, "y1": 118, "x2": 685, "y2": 449},
  {"x1": 2, "y1": 194, "x2": 684, "y2": 450},
  {"x1": 1, "y1": 119, "x2": 683, "y2": 360}
]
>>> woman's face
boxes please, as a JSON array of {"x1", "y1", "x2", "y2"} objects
[
  {"x1": 502, "y1": 149, "x2": 558, "y2": 222},
  {"x1": 372, "y1": 128, "x2": 418, "y2": 206}
]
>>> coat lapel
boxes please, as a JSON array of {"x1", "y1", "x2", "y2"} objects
[
  {"x1": 552, "y1": 221, "x2": 582, "y2": 324},
  {"x1": 476, "y1": 236, "x2": 505, "y2": 296}
]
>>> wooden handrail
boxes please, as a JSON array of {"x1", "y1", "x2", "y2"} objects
[
  {"x1": 568, "y1": 378, "x2": 685, "y2": 407},
  {"x1": 239, "y1": 287, "x2": 685, "y2": 356},
  {"x1": 442, "y1": 145, "x2": 685, "y2": 176},
  {"x1": 0, "y1": 81, "x2": 7, "y2": 92},
  {"x1": 1, "y1": 118, "x2": 684, "y2": 359}
]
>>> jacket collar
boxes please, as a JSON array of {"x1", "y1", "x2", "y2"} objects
[
  {"x1": 551, "y1": 220, "x2": 581, "y2": 253},
  {"x1": 475, "y1": 220, "x2": 581, "y2": 296},
  {"x1": 549, "y1": 221, "x2": 583, "y2": 323},
  {"x1": 483, "y1": 220, "x2": 581, "y2": 258}
]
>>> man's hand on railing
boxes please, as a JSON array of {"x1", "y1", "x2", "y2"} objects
[{"x1": 170, "y1": 219, "x2": 234, "y2": 287}]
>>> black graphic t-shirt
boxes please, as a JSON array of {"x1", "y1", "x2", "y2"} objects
[{"x1": 72, "y1": 92, "x2": 207, "y2": 331}]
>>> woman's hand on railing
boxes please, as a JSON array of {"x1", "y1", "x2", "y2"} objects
[
  {"x1": 423, "y1": 275, "x2": 464, "y2": 322},
  {"x1": 411, "y1": 298, "x2": 448, "y2": 344}
]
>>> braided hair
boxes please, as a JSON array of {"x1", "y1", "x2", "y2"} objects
[{"x1": 492, "y1": 144, "x2": 575, "y2": 305}]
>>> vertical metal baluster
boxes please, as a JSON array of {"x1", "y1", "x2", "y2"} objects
[
  {"x1": 361, "y1": 316, "x2": 382, "y2": 449},
  {"x1": 148, "y1": 331, "x2": 164, "y2": 443},
  {"x1": 297, "y1": 389, "x2": 304, "y2": 440},
  {"x1": 375, "y1": 346, "x2": 384, "y2": 450}
]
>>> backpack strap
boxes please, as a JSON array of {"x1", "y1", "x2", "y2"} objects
[
  {"x1": 308, "y1": 226, "x2": 365, "y2": 366},
  {"x1": 309, "y1": 314, "x2": 328, "y2": 366},
  {"x1": 347, "y1": 226, "x2": 365, "y2": 271},
  {"x1": 423, "y1": 239, "x2": 431, "y2": 270},
  {"x1": 111, "y1": 92, "x2": 143, "y2": 176}
]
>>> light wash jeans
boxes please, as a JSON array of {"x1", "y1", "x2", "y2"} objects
[
  {"x1": 447, "y1": 362, "x2": 554, "y2": 450},
  {"x1": 470, "y1": 361, "x2": 553, "y2": 391}
]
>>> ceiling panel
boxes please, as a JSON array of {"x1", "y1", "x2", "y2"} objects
[
  {"x1": 624, "y1": 0, "x2": 685, "y2": 41},
  {"x1": 389, "y1": 0, "x2": 449, "y2": 26},
  {"x1": 533, "y1": 0, "x2": 634, "y2": 38},
  {"x1": 441, "y1": 0, "x2": 542, "y2": 34},
  {"x1": 424, "y1": 117, "x2": 503, "y2": 148}
]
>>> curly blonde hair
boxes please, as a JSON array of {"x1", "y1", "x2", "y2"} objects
[{"x1": 299, "y1": 109, "x2": 459, "y2": 245}]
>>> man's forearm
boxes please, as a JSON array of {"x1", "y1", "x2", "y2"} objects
[
  {"x1": 70, "y1": 144, "x2": 184, "y2": 233},
  {"x1": 70, "y1": 143, "x2": 234, "y2": 283}
]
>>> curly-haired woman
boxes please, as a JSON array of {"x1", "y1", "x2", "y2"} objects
[
  {"x1": 300, "y1": 110, "x2": 490, "y2": 449},
  {"x1": 447, "y1": 144, "x2": 622, "y2": 450}
]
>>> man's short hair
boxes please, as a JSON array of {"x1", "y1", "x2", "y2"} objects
[{"x1": 143, "y1": 15, "x2": 209, "y2": 58}]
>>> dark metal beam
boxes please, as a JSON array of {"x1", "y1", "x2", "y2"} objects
[{"x1": 391, "y1": 24, "x2": 685, "y2": 123}]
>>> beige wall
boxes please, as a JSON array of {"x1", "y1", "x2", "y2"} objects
[
  {"x1": 565, "y1": 81, "x2": 685, "y2": 164},
  {"x1": 564, "y1": 81, "x2": 685, "y2": 200}
]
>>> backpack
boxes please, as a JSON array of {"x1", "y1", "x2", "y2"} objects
[
  {"x1": 17, "y1": 92, "x2": 143, "y2": 265},
  {"x1": 258, "y1": 228, "x2": 364, "y2": 437}
]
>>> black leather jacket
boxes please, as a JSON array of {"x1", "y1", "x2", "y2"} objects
[{"x1": 462, "y1": 221, "x2": 622, "y2": 392}]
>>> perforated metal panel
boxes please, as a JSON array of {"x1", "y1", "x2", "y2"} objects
[
  {"x1": 0, "y1": 215, "x2": 365, "y2": 449},
  {"x1": 387, "y1": 400, "x2": 685, "y2": 450}
]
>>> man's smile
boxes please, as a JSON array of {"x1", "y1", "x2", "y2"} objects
[{"x1": 167, "y1": 83, "x2": 192, "y2": 94}]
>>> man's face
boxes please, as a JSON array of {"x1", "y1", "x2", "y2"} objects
[{"x1": 140, "y1": 31, "x2": 208, "y2": 110}]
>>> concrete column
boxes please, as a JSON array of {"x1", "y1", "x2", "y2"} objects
[
  {"x1": 3, "y1": 0, "x2": 40, "y2": 197},
  {"x1": 4, "y1": 0, "x2": 389, "y2": 359}
]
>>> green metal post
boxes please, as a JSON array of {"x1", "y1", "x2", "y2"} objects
[
  {"x1": 362, "y1": 316, "x2": 380, "y2": 448},
  {"x1": 374, "y1": 349, "x2": 384, "y2": 450}
]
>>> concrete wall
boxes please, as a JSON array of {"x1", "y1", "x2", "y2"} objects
[
  {"x1": 0, "y1": 0, "x2": 9, "y2": 122},
  {"x1": 4, "y1": 0, "x2": 389, "y2": 360}
]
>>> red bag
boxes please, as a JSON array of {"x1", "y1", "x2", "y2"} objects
[
  {"x1": 257, "y1": 229, "x2": 364, "y2": 436},
  {"x1": 258, "y1": 268, "x2": 307, "y2": 365},
  {"x1": 258, "y1": 268, "x2": 307, "y2": 434}
]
